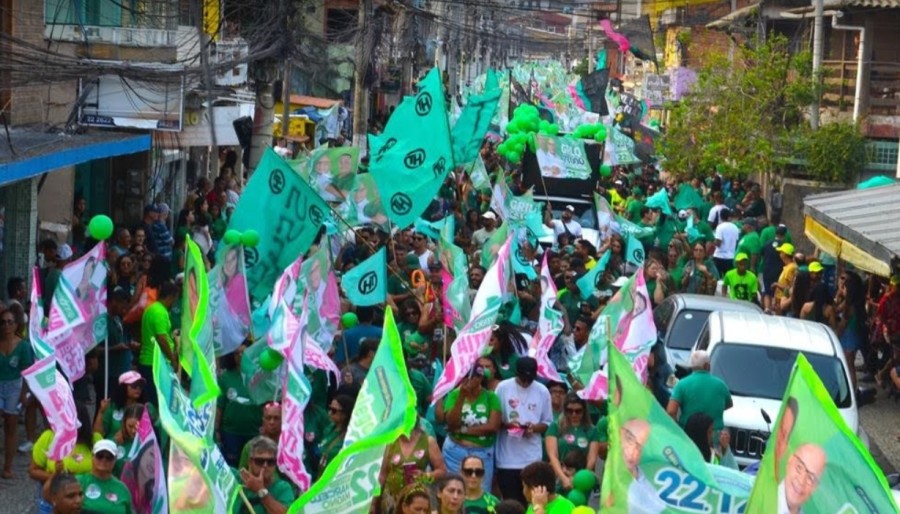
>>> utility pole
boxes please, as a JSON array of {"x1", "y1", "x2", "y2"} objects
[
  {"x1": 811, "y1": 0, "x2": 824, "y2": 129},
  {"x1": 352, "y1": 0, "x2": 373, "y2": 154},
  {"x1": 282, "y1": 60, "x2": 292, "y2": 141}
]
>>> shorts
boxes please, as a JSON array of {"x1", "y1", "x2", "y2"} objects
[{"x1": 0, "y1": 379, "x2": 23, "y2": 415}]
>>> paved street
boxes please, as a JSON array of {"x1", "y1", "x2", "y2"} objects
[
  {"x1": 0, "y1": 422, "x2": 40, "y2": 514},
  {"x1": 860, "y1": 385, "x2": 900, "y2": 478}
]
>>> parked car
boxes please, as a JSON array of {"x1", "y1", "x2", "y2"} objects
[
  {"x1": 653, "y1": 294, "x2": 762, "y2": 376},
  {"x1": 694, "y1": 311, "x2": 866, "y2": 468}
]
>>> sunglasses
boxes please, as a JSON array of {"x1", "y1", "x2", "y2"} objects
[
  {"x1": 566, "y1": 407, "x2": 585, "y2": 415},
  {"x1": 252, "y1": 457, "x2": 276, "y2": 467},
  {"x1": 0, "y1": 319, "x2": 15, "y2": 325},
  {"x1": 329, "y1": 406, "x2": 343, "y2": 414},
  {"x1": 462, "y1": 468, "x2": 485, "y2": 477},
  {"x1": 95, "y1": 452, "x2": 116, "y2": 462}
]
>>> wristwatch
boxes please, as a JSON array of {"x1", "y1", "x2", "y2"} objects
[{"x1": 258, "y1": 488, "x2": 270, "y2": 499}]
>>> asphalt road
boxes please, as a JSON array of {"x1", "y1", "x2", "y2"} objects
[{"x1": 860, "y1": 384, "x2": 900, "y2": 478}]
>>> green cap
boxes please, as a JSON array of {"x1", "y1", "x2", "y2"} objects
[{"x1": 404, "y1": 254, "x2": 420, "y2": 269}]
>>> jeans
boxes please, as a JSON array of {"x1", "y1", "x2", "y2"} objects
[{"x1": 441, "y1": 436, "x2": 494, "y2": 493}]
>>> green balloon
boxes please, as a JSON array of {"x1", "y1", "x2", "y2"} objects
[
  {"x1": 548, "y1": 123, "x2": 559, "y2": 135},
  {"x1": 595, "y1": 125, "x2": 607, "y2": 139},
  {"x1": 507, "y1": 151, "x2": 522, "y2": 163},
  {"x1": 223, "y1": 229, "x2": 241, "y2": 246},
  {"x1": 594, "y1": 131, "x2": 607, "y2": 143},
  {"x1": 600, "y1": 164, "x2": 613, "y2": 177},
  {"x1": 573, "y1": 469, "x2": 597, "y2": 493},
  {"x1": 241, "y1": 229, "x2": 260, "y2": 248},
  {"x1": 341, "y1": 312, "x2": 359, "y2": 329},
  {"x1": 87, "y1": 215, "x2": 114, "y2": 241},
  {"x1": 567, "y1": 489, "x2": 587, "y2": 506},
  {"x1": 259, "y1": 349, "x2": 284, "y2": 371}
]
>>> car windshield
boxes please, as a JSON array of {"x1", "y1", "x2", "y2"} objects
[
  {"x1": 667, "y1": 309, "x2": 710, "y2": 350},
  {"x1": 548, "y1": 202, "x2": 596, "y2": 230},
  {"x1": 710, "y1": 344, "x2": 852, "y2": 408}
]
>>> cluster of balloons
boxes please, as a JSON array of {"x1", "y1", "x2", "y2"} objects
[
  {"x1": 223, "y1": 229, "x2": 261, "y2": 248},
  {"x1": 566, "y1": 469, "x2": 598, "y2": 507},
  {"x1": 498, "y1": 104, "x2": 546, "y2": 164},
  {"x1": 572, "y1": 123, "x2": 608, "y2": 143},
  {"x1": 87, "y1": 215, "x2": 114, "y2": 241}
]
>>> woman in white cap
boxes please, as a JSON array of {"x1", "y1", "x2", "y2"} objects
[
  {"x1": 94, "y1": 371, "x2": 157, "y2": 439},
  {"x1": 76, "y1": 439, "x2": 132, "y2": 513},
  {"x1": 77, "y1": 439, "x2": 132, "y2": 514}
]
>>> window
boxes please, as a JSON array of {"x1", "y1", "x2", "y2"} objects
[
  {"x1": 665, "y1": 309, "x2": 710, "y2": 350},
  {"x1": 325, "y1": 8, "x2": 357, "y2": 44},
  {"x1": 867, "y1": 141, "x2": 899, "y2": 171}
]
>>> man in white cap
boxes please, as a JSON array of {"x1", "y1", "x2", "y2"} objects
[
  {"x1": 666, "y1": 350, "x2": 732, "y2": 431},
  {"x1": 471, "y1": 211, "x2": 498, "y2": 248},
  {"x1": 544, "y1": 204, "x2": 583, "y2": 239}
]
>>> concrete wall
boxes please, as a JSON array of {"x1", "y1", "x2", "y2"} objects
[
  {"x1": 37, "y1": 167, "x2": 76, "y2": 242},
  {"x1": 781, "y1": 178, "x2": 847, "y2": 254}
]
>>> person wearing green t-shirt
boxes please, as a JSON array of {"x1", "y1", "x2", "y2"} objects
[
  {"x1": 523, "y1": 461, "x2": 576, "y2": 514},
  {"x1": 461, "y1": 454, "x2": 501, "y2": 514},
  {"x1": 216, "y1": 342, "x2": 263, "y2": 466},
  {"x1": 78, "y1": 439, "x2": 134, "y2": 514},
  {"x1": 545, "y1": 394, "x2": 600, "y2": 491},
  {"x1": 95, "y1": 371, "x2": 158, "y2": 439},
  {"x1": 137, "y1": 281, "x2": 180, "y2": 402},
  {"x1": 233, "y1": 436, "x2": 296, "y2": 514},
  {"x1": 722, "y1": 253, "x2": 759, "y2": 303},
  {"x1": 436, "y1": 364, "x2": 501, "y2": 493},
  {"x1": 736, "y1": 219, "x2": 762, "y2": 271},
  {"x1": 625, "y1": 188, "x2": 645, "y2": 223}
]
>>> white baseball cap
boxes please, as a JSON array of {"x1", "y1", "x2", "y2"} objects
[
  {"x1": 565, "y1": 205, "x2": 575, "y2": 212},
  {"x1": 482, "y1": 211, "x2": 497, "y2": 220},
  {"x1": 58, "y1": 244, "x2": 74, "y2": 261},
  {"x1": 93, "y1": 439, "x2": 118, "y2": 456}
]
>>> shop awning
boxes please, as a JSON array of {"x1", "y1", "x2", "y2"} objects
[
  {"x1": 804, "y1": 185, "x2": 900, "y2": 277},
  {"x1": 0, "y1": 129, "x2": 151, "y2": 187}
]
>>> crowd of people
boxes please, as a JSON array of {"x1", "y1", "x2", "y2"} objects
[{"x1": 1, "y1": 140, "x2": 899, "y2": 514}]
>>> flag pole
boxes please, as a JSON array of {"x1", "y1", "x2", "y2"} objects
[
  {"x1": 238, "y1": 488, "x2": 257, "y2": 514},
  {"x1": 104, "y1": 336, "x2": 109, "y2": 399}
]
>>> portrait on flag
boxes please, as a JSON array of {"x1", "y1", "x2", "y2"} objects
[
  {"x1": 305, "y1": 147, "x2": 360, "y2": 203},
  {"x1": 209, "y1": 243, "x2": 251, "y2": 356},
  {"x1": 745, "y1": 354, "x2": 898, "y2": 513},
  {"x1": 534, "y1": 134, "x2": 591, "y2": 180}
]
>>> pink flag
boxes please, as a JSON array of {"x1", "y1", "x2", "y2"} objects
[
  {"x1": 46, "y1": 242, "x2": 108, "y2": 351},
  {"x1": 600, "y1": 19, "x2": 630, "y2": 53},
  {"x1": 121, "y1": 409, "x2": 168, "y2": 514},
  {"x1": 440, "y1": 268, "x2": 460, "y2": 328},
  {"x1": 529, "y1": 254, "x2": 564, "y2": 382},
  {"x1": 432, "y1": 238, "x2": 512, "y2": 401},
  {"x1": 267, "y1": 257, "x2": 303, "y2": 354},
  {"x1": 279, "y1": 297, "x2": 313, "y2": 490},
  {"x1": 22, "y1": 355, "x2": 79, "y2": 460}
]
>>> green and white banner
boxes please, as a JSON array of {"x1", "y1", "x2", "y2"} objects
[
  {"x1": 602, "y1": 346, "x2": 754, "y2": 513},
  {"x1": 745, "y1": 354, "x2": 898, "y2": 513},
  {"x1": 534, "y1": 134, "x2": 591, "y2": 179},
  {"x1": 289, "y1": 308, "x2": 417, "y2": 514}
]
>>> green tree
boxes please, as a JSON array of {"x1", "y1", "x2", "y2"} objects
[
  {"x1": 659, "y1": 34, "x2": 817, "y2": 180},
  {"x1": 795, "y1": 122, "x2": 868, "y2": 183}
]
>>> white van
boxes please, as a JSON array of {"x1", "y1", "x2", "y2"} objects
[{"x1": 694, "y1": 311, "x2": 867, "y2": 468}]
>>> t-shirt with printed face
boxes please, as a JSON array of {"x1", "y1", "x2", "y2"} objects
[
  {"x1": 495, "y1": 378, "x2": 554, "y2": 469},
  {"x1": 723, "y1": 269, "x2": 759, "y2": 302}
]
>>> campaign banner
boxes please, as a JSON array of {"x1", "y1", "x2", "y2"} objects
[
  {"x1": 534, "y1": 134, "x2": 591, "y2": 180},
  {"x1": 577, "y1": 269, "x2": 657, "y2": 400},
  {"x1": 452, "y1": 68, "x2": 502, "y2": 166},
  {"x1": 304, "y1": 147, "x2": 360, "y2": 203},
  {"x1": 745, "y1": 354, "x2": 899, "y2": 513},
  {"x1": 121, "y1": 409, "x2": 168, "y2": 514},
  {"x1": 228, "y1": 147, "x2": 330, "y2": 302},
  {"x1": 335, "y1": 174, "x2": 391, "y2": 231},
  {"x1": 209, "y1": 243, "x2": 251, "y2": 357},
  {"x1": 297, "y1": 245, "x2": 341, "y2": 353},
  {"x1": 279, "y1": 297, "x2": 313, "y2": 490},
  {"x1": 22, "y1": 355, "x2": 79, "y2": 460},
  {"x1": 602, "y1": 346, "x2": 754, "y2": 513},
  {"x1": 154, "y1": 344, "x2": 237, "y2": 513},
  {"x1": 529, "y1": 254, "x2": 564, "y2": 382},
  {"x1": 180, "y1": 239, "x2": 219, "y2": 412},
  {"x1": 289, "y1": 308, "x2": 417, "y2": 514},
  {"x1": 433, "y1": 237, "x2": 512, "y2": 401},
  {"x1": 369, "y1": 67, "x2": 455, "y2": 229},
  {"x1": 437, "y1": 218, "x2": 471, "y2": 333}
]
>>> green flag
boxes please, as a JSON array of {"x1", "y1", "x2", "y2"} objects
[
  {"x1": 154, "y1": 344, "x2": 237, "y2": 513},
  {"x1": 674, "y1": 183, "x2": 704, "y2": 211},
  {"x1": 480, "y1": 223, "x2": 509, "y2": 269},
  {"x1": 179, "y1": 238, "x2": 219, "y2": 411},
  {"x1": 438, "y1": 216, "x2": 471, "y2": 333},
  {"x1": 616, "y1": 215, "x2": 649, "y2": 265},
  {"x1": 745, "y1": 354, "x2": 898, "y2": 513},
  {"x1": 452, "y1": 68, "x2": 502, "y2": 165},
  {"x1": 228, "y1": 148, "x2": 330, "y2": 302},
  {"x1": 576, "y1": 249, "x2": 611, "y2": 299},
  {"x1": 468, "y1": 155, "x2": 493, "y2": 192},
  {"x1": 645, "y1": 188, "x2": 673, "y2": 216},
  {"x1": 369, "y1": 67, "x2": 454, "y2": 229},
  {"x1": 602, "y1": 346, "x2": 753, "y2": 512},
  {"x1": 288, "y1": 308, "x2": 417, "y2": 514},
  {"x1": 340, "y1": 247, "x2": 387, "y2": 307}
]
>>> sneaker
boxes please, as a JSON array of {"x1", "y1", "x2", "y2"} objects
[{"x1": 17, "y1": 441, "x2": 33, "y2": 453}]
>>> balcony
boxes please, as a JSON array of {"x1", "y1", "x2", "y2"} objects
[{"x1": 44, "y1": 24, "x2": 177, "y2": 48}]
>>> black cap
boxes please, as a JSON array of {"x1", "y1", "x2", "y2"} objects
[
  {"x1": 516, "y1": 356, "x2": 538, "y2": 381},
  {"x1": 775, "y1": 224, "x2": 788, "y2": 236}
]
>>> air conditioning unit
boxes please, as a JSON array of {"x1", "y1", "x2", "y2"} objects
[{"x1": 210, "y1": 39, "x2": 250, "y2": 87}]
